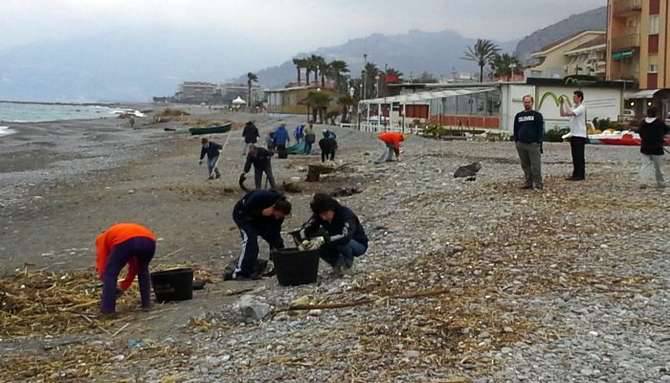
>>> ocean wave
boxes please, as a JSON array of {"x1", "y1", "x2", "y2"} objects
[{"x1": 0, "y1": 126, "x2": 17, "y2": 137}]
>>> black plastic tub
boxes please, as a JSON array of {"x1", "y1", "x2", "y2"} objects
[
  {"x1": 150, "y1": 268, "x2": 193, "y2": 303},
  {"x1": 271, "y1": 248, "x2": 320, "y2": 286}
]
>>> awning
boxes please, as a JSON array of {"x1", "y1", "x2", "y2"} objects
[
  {"x1": 612, "y1": 50, "x2": 634, "y2": 60},
  {"x1": 358, "y1": 88, "x2": 496, "y2": 105},
  {"x1": 629, "y1": 89, "x2": 660, "y2": 99}
]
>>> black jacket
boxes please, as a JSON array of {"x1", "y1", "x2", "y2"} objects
[
  {"x1": 513, "y1": 110, "x2": 544, "y2": 143},
  {"x1": 639, "y1": 118, "x2": 669, "y2": 155},
  {"x1": 242, "y1": 123, "x2": 260, "y2": 144},
  {"x1": 244, "y1": 147, "x2": 273, "y2": 172},
  {"x1": 319, "y1": 137, "x2": 337, "y2": 153},
  {"x1": 233, "y1": 190, "x2": 284, "y2": 223},
  {"x1": 200, "y1": 142, "x2": 222, "y2": 160},
  {"x1": 301, "y1": 205, "x2": 368, "y2": 248}
]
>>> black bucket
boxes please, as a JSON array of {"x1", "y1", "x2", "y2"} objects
[
  {"x1": 271, "y1": 248, "x2": 320, "y2": 286},
  {"x1": 150, "y1": 268, "x2": 193, "y2": 303}
]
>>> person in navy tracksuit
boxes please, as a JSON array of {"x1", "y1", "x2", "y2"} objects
[{"x1": 227, "y1": 191, "x2": 291, "y2": 280}]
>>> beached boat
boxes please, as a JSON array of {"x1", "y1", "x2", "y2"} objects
[
  {"x1": 588, "y1": 130, "x2": 640, "y2": 146},
  {"x1": 188, "y1": 123, "x2": 232, "y2": 136},
  {"x1": 586, "y1": 130, "x2": 670, "y2": 146}
]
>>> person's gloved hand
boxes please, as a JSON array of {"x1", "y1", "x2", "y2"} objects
[
  {"x1": 198, "y1": 160, "x2": 203, "y2": 166},
  {"x1": 303, "y1": 237, "x2": 326, "y2": 250}
]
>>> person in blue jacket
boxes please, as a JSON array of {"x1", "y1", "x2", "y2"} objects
[
  {"x1": 297, "y1": 193, "x2": 368, "y2": 276},
  {"x1": 273, "y1": 124, "x2": 290, "y2": 149}
]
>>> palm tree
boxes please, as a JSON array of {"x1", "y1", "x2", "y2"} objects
[
  {"x1": 489, "y1": 53, "x2": 522, "y2": 81},
  {"x1": 337, "y1": 95, "x2": 354, "y2": 123},
  {"x1": 462, "y1": 39, "x2": 500, "y2": 83},
  {"x1": 292, "y1": 57, "x2": 306, "y2": 84},
  {"x1": 304, "y1": 91, "x2": 331, "y2": 123},
  {"x1": 247, "y1": 72, "x2": 258, "y2": 112},
  {"x1": 363, "y1": 62, "x2": 379, "y2": 99},
  {"x1": 328, "y1": 60, "x2": 350, "y2": 93},
  {"x1": 310, "y1": 55, "x2": 327, "y2": 88}
]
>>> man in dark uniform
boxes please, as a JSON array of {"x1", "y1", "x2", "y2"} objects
[
  {"x1": 226, "y1": 191, "x2": 291, "y2": 280},
  {"x1": 242, "y1": 145, "x2": 277, "y2": 190}
]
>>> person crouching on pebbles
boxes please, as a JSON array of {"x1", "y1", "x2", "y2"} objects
[
  {"x1": 95, "y1": 223, "x2": 156, "y2": 314},
  {"x1": 198, "y1": 137, "x2": 222, "y2": 180},
  {"x1": 296, "y1": 194, "x2": 368, "y2": 276}
]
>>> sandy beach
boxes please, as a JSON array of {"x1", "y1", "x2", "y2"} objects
[{"x1": 1, "y1": 109, "x2": 670, "y2": 382}]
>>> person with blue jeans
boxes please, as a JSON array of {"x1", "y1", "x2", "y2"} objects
[
  {"x1": 298, "y1": 193, "x2": 368, "y2": 276},
  {"x1": 198, "y1": 137, "x2": 222, "y2": 179}
]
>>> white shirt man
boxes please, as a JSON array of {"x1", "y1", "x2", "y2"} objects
[{"x1": 560, "y1": 90, "x2": 587, "y2": 180}]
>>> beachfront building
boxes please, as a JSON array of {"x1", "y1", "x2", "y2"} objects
[
  {"x1": 607, "y1": 0, "x2": 670, "y2": 117},
  {"x1": 526, "y1": 31, "x2": 607, "y2": 79},
  {"x1": 220, "y1": 83, "x2": 263, "y2": 105},
  {"x1": 358, "y1": 78, "x2": 628, "y2": 134},
  {"x1": 175, "y1": 82, "x2": 220, "y2": 104},
  {"x1": 265, "y1": 85, "x2": 337, "y2": 115}
]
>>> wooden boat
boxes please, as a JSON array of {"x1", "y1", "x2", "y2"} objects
[{"x1": 189, "y1": 123, "x2": 232, "y2": 136}]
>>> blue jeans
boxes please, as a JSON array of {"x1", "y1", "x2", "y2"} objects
[
  {"x1": 304, "y1": 142, "x2": 313, "y2": 155},
  {"x1": 207, "y1": 156, "x2": 221, "y2": 177},
  {"x1": 320, "y1": 240, "x2": 367, "y2": 268}
]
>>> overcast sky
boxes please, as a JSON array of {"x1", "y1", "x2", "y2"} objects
[{"x1": 3, "y1": 0, "x2": 606, "y2": 53}]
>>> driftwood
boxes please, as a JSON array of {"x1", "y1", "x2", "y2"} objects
[
  {"x1": 274, "y1": 288, "x2": 451, "y2": 314},
  {"x1": 306, "y1": 163, "x2": 348, "y2": 182}
]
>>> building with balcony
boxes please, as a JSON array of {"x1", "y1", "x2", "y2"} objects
[
  {"x1": 526, "y1": 31, "x2": 607, "y2": 80},
  {"x1": 607, "y1": 0, "x2": 670, "y2": 118}
]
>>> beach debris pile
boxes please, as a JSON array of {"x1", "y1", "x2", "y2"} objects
[{"x1": 0, "y1": 269, "x2": 139, "y2": 337}]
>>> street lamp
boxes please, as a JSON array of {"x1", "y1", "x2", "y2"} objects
[{"x1": 508, "y1": 63, "x2": 517, "y2": 82}]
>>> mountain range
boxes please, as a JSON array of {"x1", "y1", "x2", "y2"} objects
[
  {"x1": 0, "y1": 7, "x2": 607, "y2": 102},
  {"x1": 241, "y1": 30, "x2": 518, "y2": 89},
  {"x1": 515, "y1": 6, "x2": 607, "y2": 64}
]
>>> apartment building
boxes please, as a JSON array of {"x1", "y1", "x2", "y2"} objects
[{"x1": 607, "y1": 0, "x2": 670, "y2": 117}]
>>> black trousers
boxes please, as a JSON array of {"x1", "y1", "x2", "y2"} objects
[{"x1": 570, "y1": 137, "x2": 587, "y2": 179}]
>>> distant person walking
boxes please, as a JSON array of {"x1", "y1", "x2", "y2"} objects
[
  {"x1": 560, "y1": 90, "x2": 587, "y2": 181},
  {"x1": 635, "y1": 106, "x2": 669, "y2": 188},
  {"x1": 319, "y1": 130, "x2": 337, "y2": 162},
  {"x1": 273, "y1": 124, "x2": 290, "y2": 159},
  {"x1": 242, "y1": 121, "x2": 260, "y2": 156},
  {"x1": 304, "y1": 123, "x2": 316, "y2": 154},
  {"x1": 294, "y1": 125, "x2": 305, "y2": 144},
  {"x1": 513, "y1": 95, "x2": 545, "y2": 190},
  {"x1": 199, "y1": 138, "x2": 222, "y2": 180},
  {"x1": 242, "y1": 145, "x2": 277, "y2": 190}
]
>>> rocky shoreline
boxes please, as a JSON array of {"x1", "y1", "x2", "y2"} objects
[{"x1": 1, "y1": 111, "x2": 669, "y2": 382}]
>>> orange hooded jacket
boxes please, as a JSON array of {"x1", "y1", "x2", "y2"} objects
[
  {"x1": 378, "y1": 132, "x2": 405, "y2": 149},
  {"x1": 95, "y1": 223, "x2": 156, "y2": 290}
]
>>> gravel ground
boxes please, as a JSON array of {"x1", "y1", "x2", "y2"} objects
[
  {"x1": 128, "y1": 133, "x2": 670, "y2": 382},
  {"x1": 2, "y1": 113, "x2": 670, "y2": 382}
]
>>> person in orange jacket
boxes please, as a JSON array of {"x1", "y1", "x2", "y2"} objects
[
  {"x1": 375, "y1": 131, "x2": 405, "y2": 163},
  {"x1": 95, "y1": 223, "x2": 156, "y2": 314}
]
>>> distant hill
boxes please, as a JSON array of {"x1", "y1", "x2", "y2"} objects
[
  {"x1": 0, "y1": 27, "x2": 279, "y2": 102},
  {"x1": 515, "y1": 7, "x2": 607, "y2": 64},
  {"x1": 238, "y1": 29, "x2": 518, "y2": 89}
]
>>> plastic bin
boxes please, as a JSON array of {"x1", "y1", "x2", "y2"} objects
[
  {"x1": 150, "y1": 268, "x2": 193, "y2": 303},
  {"x1": 271, "y1": 248, "x2": 320, "y2": 286}
]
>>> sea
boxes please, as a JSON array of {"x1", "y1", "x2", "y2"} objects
[{"x1": 0, "y1": 101, "x2": 118, "y2": 124}]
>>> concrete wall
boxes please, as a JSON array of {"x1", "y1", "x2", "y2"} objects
[{"x1": 535, "y1": 86, "x2": 622, "y2": 130}]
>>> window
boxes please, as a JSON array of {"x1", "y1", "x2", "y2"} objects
[
  {"x1": 649, "y1": 64, "x2": 658, "y2": 73},
  {"x1": 649, "y1": 15, "x2": 660, "y2": 34}
]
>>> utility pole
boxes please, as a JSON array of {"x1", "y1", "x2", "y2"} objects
[{"x1": 362, "y1": 54, "x2": 368, "y2": 100}]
